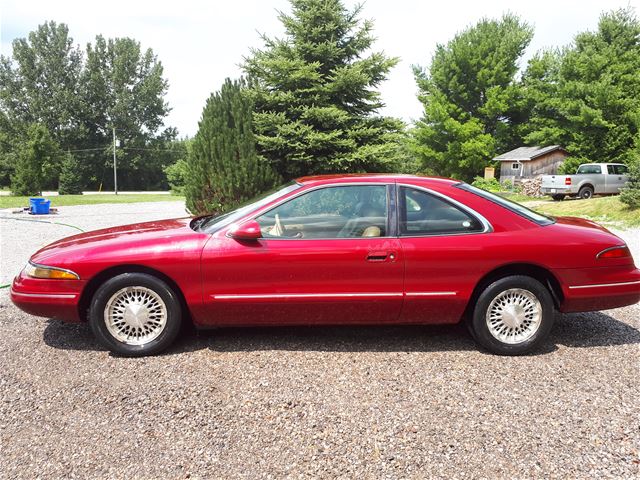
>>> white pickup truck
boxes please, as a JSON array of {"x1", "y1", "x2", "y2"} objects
[{"x1": 540, "y1": 163, "x2": 629, "y2": 200}]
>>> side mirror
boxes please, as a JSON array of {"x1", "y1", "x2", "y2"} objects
[{"x1": 228, "y1": 220, "x2": 262, "y2": 240}]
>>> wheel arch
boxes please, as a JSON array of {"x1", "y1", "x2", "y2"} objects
[
  {"x1": 77, "y1": 264, "x2": 190, "y2": 323},
  {"x1": 463, "y1": 263, "x2": 564, "y2": 319},
  {"x1": 578, "y1": 182, "x2": 594, "y2": 192}
]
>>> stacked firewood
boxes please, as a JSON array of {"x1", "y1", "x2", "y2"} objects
[{"x1": 519, "y1": 177, "x2": 543, "y2": 197}]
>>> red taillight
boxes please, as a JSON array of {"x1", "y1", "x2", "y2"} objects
[
  {"x1": 564, "y1": 177, "x2": 572, "y2": 185},
  {"x1": 597, "y1": 246, "x2": 631, "y2": 259}
]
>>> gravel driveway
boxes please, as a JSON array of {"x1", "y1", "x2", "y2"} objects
[{"x1": 1, "y1": 202, "x2": 639, "y2": 478}]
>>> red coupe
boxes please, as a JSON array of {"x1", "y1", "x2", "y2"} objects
[{"x1": 11, "y1": 175, "x2": 640, "y2": 356}]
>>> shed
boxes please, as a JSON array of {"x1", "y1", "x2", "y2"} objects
[{"x1": 494, "y1": 145, "x2": 568, "y2": 183}]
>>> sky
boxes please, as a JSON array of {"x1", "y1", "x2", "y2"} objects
[{"x1": 1, "y1": 0, "x2": 638, "y2": 137}]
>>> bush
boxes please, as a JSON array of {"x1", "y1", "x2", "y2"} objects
[
  {"x1": 620, "y1": 156, "x2": 640, "y2": 209},
  {"x1": 558, "y1": 156, "x2": 587, "y2": 174},
  {"x1": 471, "y1": 176, "x2": 501, "y2": 191},
  {"x1": 58, "y1": 152, "x2": 84, "y2": 194},
  {"x1": 164, "y1": 158, "x2": 188, "y2": 195}
]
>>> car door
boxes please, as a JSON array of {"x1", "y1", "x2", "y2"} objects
[
  {"x1": 199, "y1": 183, "x2": 404, "y2": 326},
  {"x1": 607, "y1": 164, "x2": 628, "y2": 193},
  {"x1": 396, "y1": 185, "x2": 491, "y2": 324}
]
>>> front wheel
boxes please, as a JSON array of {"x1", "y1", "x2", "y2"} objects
[
  {"x1": 89, "y1": 273, "x2": 183, "y2": 356},
  {"x1": 471, "y1": 275, "x2": 554, "y2": 355}
]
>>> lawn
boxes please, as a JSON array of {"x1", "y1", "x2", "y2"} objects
[
  {"x1": 0, "y1": 194, "x2": 185, "y2": 209},
  {"x1": 526, "y1": 196, "x2": 640, "y2": 227}
]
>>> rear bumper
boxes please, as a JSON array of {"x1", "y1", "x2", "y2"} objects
[
  {"x1": 10, "y1": 271, "x2": 84, "y2": 322},
  {"x1": 541, "y1": 187, "x2": 573, "y2": 195},
  {"x1": 556, "y1": 266, "x2": 640, "y2": 312}
]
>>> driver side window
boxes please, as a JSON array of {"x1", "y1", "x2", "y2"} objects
[{"x1": 256, "y1": 185, "x2": 388, "y2": 239}]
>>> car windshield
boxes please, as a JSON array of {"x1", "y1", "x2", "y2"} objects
[
  {"x1": 191, "y1": 182, "x2": 302, "y2": 233},
  {"x1": 456, "y1": 184, "x2": 555, "y2": 226}
]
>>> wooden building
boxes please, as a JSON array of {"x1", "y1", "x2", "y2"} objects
[{"x1": 494, "y1": 145, "x2": 568, "y2": 183}]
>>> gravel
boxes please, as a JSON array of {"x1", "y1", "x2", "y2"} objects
[{"x1": 1, "y1": 203, "x2": 639, "y2": 478}]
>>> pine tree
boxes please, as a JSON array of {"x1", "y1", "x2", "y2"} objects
[
  {"x1": 11, "y1": 124, "x2": 61, "y2": 195},
  {"x1": 411, "y1": 15, "x2": 533, "y2": 181},
  {"x1": 58, "y1": 151, "x2": 84, "y2": 194},
  {"x1": 185, "y1": 78, "x2": 279, "y2": 215},
  {"x1": 243, "y1": 0, "x2": 403, "y2": 180},
  {"x1": 620, "y1": 140, "x2": 640, "y2": 208}
]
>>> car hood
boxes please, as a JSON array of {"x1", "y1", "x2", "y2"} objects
[{"x1": 31, "y1": 217, "x2": 201, "y2": 265}]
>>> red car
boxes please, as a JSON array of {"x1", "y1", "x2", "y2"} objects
[{"x1": 11, "y1": 175, "x2": 640, "y2": 356}]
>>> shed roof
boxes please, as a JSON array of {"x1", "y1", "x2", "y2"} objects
[{"x1": 493, "y1": 145, "x2": 567, "y2": 162}]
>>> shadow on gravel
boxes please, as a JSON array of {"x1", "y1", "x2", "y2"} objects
[{"x1": 42, "y1": 311, "x2": 640, "y2": 356}]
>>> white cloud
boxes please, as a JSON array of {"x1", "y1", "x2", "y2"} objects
[{"x1": 1, "y1": 0, "x2": 638, "y2": 136}]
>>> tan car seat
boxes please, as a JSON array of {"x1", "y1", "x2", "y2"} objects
[{"x1": 361, "y1": 225, "x2": 381, "y2": 237}]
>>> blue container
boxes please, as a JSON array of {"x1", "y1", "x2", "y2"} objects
[{"x1": 29, "y1": 197, "x2": 51, "y2": 215}]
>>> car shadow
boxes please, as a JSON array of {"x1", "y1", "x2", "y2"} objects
[{"x1": 42, "y1": 310, "x2": 640, "y2": 356}]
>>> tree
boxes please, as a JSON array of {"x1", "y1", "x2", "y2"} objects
[
  {"x1": 620, "y1": 140, "x2": 640, "y2": 208},
  {"x1": 80, "y1": 35, "x2": 175, "y2": 190},
  {"x1": 185, "y1": 78, "x2": 279, "y2": 215},
  {"x1": 243, "y1": 0, "x2": 403, "y2": 180},
  {"x1": 411, "y1": 15, "x2": 533, "y2": 181},
  {"x1": 0, "y1": 21, "x2": 83, "y2": 152},
  {"x1": 58, "y1": 151, "x2": 84, "y2": 194},
  {"x1": 11, "y1": 124, "x2": 61, "y2": 195},
  {"x1": 522, "y1": 8, "x2": 640, "y2": 167}
]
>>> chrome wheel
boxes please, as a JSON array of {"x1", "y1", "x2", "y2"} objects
[
  {"x1": 104, "y1": 286, "x2": 168, "y2": 346},
  {"x1": 486, "y1": 288, "x2": 542, "y2": 345}
]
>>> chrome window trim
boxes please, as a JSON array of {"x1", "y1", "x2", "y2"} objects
[
  {"x1": 396, "y1": 183, "x2": 493, "y2": 237},
  {"x1": 240, "y1": 182, "x2": 395, "y2": 241}
]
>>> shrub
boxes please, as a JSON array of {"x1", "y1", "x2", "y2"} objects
[
  {"x1": 620, "y1": 155, "x2": 640, "y2": 209},
  {"x1": 471, "y1": 176, "x2": 501, "y2": 191},
  {"x1": 558, "y1": 156, "x2": 587, "y2": 174},
  {"x1": 11, "y1": 124, "x2": 61, "y2": 196},
  {"x1": 164, "y1": 158, "x2": 188, "y2": 195},
  {"x1": 58, "y1": 151, "x2": 84, "y2": 194}
]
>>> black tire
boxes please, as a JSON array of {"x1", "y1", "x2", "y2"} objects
[
  {"x1": 578, "y1": 186, "x2": 594, "y2": 200},
  {"x1": 471, "y1": 275, "x2": 554, "y2": 356},
  {"x1": 89, "y1": 273, "x2": 182, "y2": 356},
  {"x1": 551, "y1": 194, "x2": 565, "y2": 201}
]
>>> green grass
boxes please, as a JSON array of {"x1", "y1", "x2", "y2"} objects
[
  {"x1": 526, "y1": 196, "x2": 640, "y2": 227},
  {"x1": 496, "y1": 192, "x2": 540, "y2": 203},
  {"x1": 0, "y1": 194, "x2": 184, "y2": 209}
]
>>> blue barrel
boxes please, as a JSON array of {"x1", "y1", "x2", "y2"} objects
[{"x1": 29, "y1": 198, "x2": 51, "y2": 214}]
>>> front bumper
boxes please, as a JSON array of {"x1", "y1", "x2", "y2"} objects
[
  {"x1": 10, "y1": 270, "x2": 84, "y2": 322},
  {"x1": 556, "y1": 265, "x2": 640, "y2": 312}
]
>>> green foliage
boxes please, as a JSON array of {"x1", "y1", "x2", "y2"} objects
[
  {"x1": 620, "y1": 144, "x2": 640, "y2": 208},
  {"x1": 164, "y1": 158, "x2": 188, "y2": 195},
  {"x1": 185, "y1": 78, "x2": 279, "y2": 215},
  {"x1": 523, "y1": 8, "x2": 640, "y2": 167},
  {"x1": 0, "y1": 22, "x2": 176, "y2": 191},
  {"x1": 558, "y1": 156, "x2": 588, "y2": 175},
  {"x1": 58, "y1": 151, "x2": 84, "y2": 195},
  {"x1": 11, "y1": 124, "x2": 61, "y2": 195},
  {"x1": 471, "y1": 176, "x2": 501, "y2": 191},
  {"x1": 411, "y1": 15, "x2": 533, "y2": 181},
  {"x1": 243, "y1": 0, "x2": 404, "y2": 180}
]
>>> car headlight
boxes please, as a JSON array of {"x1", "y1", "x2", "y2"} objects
[{"x1": 24, "y1": 262, "x2": 80, "y2": 280}]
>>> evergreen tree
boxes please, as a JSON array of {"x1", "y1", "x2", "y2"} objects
[
  {"x1": 522, "y1": 8, "x2": 640, "y2": 166},
  {"x1": 243, "y1": 0, "x2": 403, "y2": 180},
  {"x1": 11, "y1": 124, "x2": 61, "y2": 195},
  {"x1": 411, "y1": 15, "x2": 533, "y2": 181},
  {"x1": 620, "y1": 140, "x2": 640, "y2": 208},
  {"x1": 185, "y1": 78, "x2": 279, "y2": 215},
  {"x1": 58, "y1": 151, "x2": 84, "y2": 194}
]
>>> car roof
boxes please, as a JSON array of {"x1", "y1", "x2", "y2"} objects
[{"x1": 295, "y1": 173, "x2": 460, "y2": 187}]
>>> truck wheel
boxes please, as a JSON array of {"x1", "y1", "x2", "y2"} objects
[
  {"x1": 578, "y1": 186, "x2": 594, "y2": 200},
  {"x1": 551, "y1": 194, "x2": 565, "y2": 201}
]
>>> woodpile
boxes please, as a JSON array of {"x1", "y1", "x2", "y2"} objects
[{"x1": 519, "y1": 177, "x2": 543, "y2": 197}]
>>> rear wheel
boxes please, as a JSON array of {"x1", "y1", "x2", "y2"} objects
[
  {"x1": 471, "y1": 275, "x2": 554, "y2": 355},
  {"x1": 551, "y1": 194, "x2": 565, "y2": 201},
  {"x1": 89, "y1": 273, "x2": 182, "y2": 356},
  {"x1": 578, "y1": 186, "x2": 594, "y2": 200}
]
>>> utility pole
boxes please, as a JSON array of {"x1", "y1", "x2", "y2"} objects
[{"x1": 112, "y1": 127, "x2": 118, "y2": 195}]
